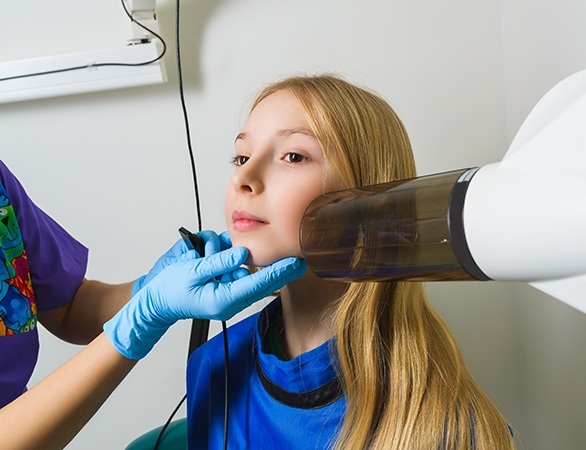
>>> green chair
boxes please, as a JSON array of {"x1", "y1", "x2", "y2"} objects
[{"x1": 125, "y1": 418, "x2": 187, "y2": 450}]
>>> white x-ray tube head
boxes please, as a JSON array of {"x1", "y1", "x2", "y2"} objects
[
  {"x1": 463, "y1": 69, "x2": 586, "y2": 312},
  {"x1": 300, "y1": 69, "x2": 586, "y2": 314}
]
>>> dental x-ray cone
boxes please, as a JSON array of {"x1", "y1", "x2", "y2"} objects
[
  {"x1": 300, "y1": 69, "x2": 586, "y2": 314},
  {"x1": 299, "y1": 168, "x2": 487, "y2": 282}
]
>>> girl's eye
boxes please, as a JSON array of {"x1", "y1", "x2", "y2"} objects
[
  {"x1": 284, "y1": 152, "x2": 306, "y2": 164},
  {"x1": 231, "y1": 155, "x2": 249, "y2": 166}
]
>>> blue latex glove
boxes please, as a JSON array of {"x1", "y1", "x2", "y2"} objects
[
  {"x1": 131, "y1": 230, "x2": 231, "y2": 296},
  {"x1": 104, "y1": 247, "x2": 306, "y2": 360}
]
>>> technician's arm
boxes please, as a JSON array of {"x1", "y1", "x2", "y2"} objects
[
  {"x1": 0, "y1": 333, "x2": 136, "y2": 450},
  {"x1": 39, "y1": 280, "x2": 133, "y2": 345}
]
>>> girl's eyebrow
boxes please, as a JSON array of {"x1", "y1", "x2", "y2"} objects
[
  {"x1": 235, "y1": 132, "x2": 247, "y2": 143},
  {"x1": 276, "y1": 127, "x2": 315, "y2": 138},
  {"x1": 235, "y1": 128, "x2": 315, "y2": 144}
]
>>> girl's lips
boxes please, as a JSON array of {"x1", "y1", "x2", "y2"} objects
[{"x1": 231, "y1": 210, "x2": 268, "y2": 232}]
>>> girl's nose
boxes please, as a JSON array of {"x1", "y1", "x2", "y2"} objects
[{"x1": 231, "y1": 158, "x2": 264, "y2": 194}]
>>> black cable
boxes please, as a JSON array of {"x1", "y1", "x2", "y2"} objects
[
  {"x1": 154, "y1": 0, "x2": 231, "y2": 448},
  {"x1": 0, "y1": 0, "x2": 166, "y2": 83},
  {"x1": 153, "y1": 393, "x2": 187, "y2": 450},
  {"x1": 173, "y1": 0, "x2": 202, "y2": 231},
  {"x1": 221, "y1": 321, "x2": 230, "y2": 450}
]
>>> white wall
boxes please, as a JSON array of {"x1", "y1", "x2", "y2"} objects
[{"x1": 0, "y1": 0, "x2": 582, "y2": 448}]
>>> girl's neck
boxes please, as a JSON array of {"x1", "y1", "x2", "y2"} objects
[{"x1": 278, "y1": 270, "x2": 347, "y2": 359}]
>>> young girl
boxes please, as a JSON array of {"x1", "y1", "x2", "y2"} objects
[{"x1": 186, "y1": 75, "x2": 514, "y2": 449}]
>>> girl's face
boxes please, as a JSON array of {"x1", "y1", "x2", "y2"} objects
[{"x1": 225, "y1": 90, "x2": 344, "y2": 266}]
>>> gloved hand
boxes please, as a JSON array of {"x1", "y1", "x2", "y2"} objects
[
  {"x1": 104, "y1": 246, "x2": 306, "y2": 360},
  {"x1": 131, "y1": 230, "x2": 231, "y2": 296}
]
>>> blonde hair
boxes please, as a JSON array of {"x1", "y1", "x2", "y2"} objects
[{"x1": 252, "y1": 75, "x2": 514, "y2": 449}]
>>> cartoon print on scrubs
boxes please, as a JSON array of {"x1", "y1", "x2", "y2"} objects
[{"x1": 0, "y1": 192, "x2": 37, "y2": 336}]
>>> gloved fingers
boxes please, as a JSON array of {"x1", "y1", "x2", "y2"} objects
[
  {"x1": 198, "y1": 229, "x2": 224, "y2": 256},
  {"x1": 165, "y1": 237, "x2": 193, "y2": 258},
  {"x1": 141, "y1": 251, "x2": 208, "y2": 298},
  {"x1": 219, "y1": 231, "x2": 233, "y2": 251},
  {"x1": 224, "y1": 257, "x2": 307, "y2": 307},
  {"x1": 134, "y1": 237, "x2": 192, "y2": 293},
  {"x1": 191, "y1": 246, "x2": 249, "y2": 281},
  {"x1": 218, "y1": 266, "x2": 250, "y2": 283},
  {"x1": 206, "y1": 257, "x2": 306, "y2": 321},
  {"x1": 166, "y1": 249, "x2": 202, "y2": 263}
]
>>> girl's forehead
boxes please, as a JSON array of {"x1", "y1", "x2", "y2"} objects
[
  {"x1": 244, "y1": 91, "x2": 309, "y2": 132},
  {"x1": 252, "y1": 90, "x2": 302, "y2": 114}
]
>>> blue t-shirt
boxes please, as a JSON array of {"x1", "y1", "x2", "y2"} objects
[
  {"x1": 0, "y1": 159, "x2": 88, "y2": 407},
  {"x1": 186, "y1": 299, "x2": 346, "y2": 449}
]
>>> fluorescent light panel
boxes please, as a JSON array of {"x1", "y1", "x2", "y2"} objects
[{"x1": 0, "y1": 42, "x2": 166, "y2": 104}]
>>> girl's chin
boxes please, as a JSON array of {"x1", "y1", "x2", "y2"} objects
[
  {"x1": 244, "y1": 250, "x2": 302, "y2": 268},
  {"x1": 228, "y1": 234, "x2": 301, "y2": 266},
  {"x1": 245, "y1": 255, "x2": 285, "y2": 268}
]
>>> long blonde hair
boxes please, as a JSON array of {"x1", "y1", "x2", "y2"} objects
[{"x1": 252, "y1": 75, "x2": 514, "y2": 449}]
